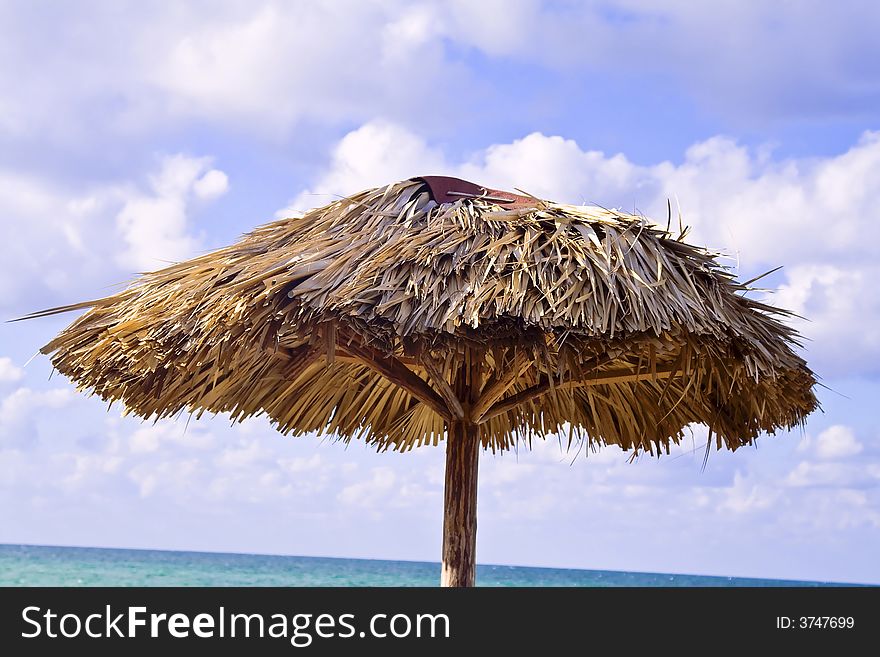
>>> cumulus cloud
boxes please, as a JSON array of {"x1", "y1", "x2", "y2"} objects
[
  {"x1": 338, "y1": 466, "x2": 397, "y2": 510},
  {"x1": 0, "y1": 358, "x2": 23, "y2": 384},
  {"x1": 193, "y1": 169, "x2": 229, "y2": 201},
  {"x1": 717, "y1": 471, "x2": 781, "y2": 514},
  {"x1": 0, "y1": 390, "x2": 877, "y2": 580},
  {"x1": 63, "y1": 452, "x2": 125, "y2": 490},
  {"x1": 784, "y1": 424, "x2": 879, "y2": 497},
  {"x1": 0, "y1": 388, "x2": 73, "y2": 429},
  {"x1": 129, "y1": 423, "x2": 216, "y2": 455},
  {"x1": 0, "y1": 154, "x2": 227, "y2": 312},
  {"x1": 442, "y1": 430, "x2": 880, "y2": 581},
  {"x1": 0, "y1": 1, "x2": 471, "y2": 139},
  {"x1": 0, "y1": 171, "x2": 101, "y2": 308},
  {"x1": 816, "y1": 426, "x2": 864, "y2": 460},
  {"x1": 2, "y1": 1, "x2": 878, "y2": 142},
  {"x1": 115, "y1": 155, "x2": 228, "y2": 270},
  {"x1": 128, "y1": 458, "x2": 202, "y2": 499},
  {"x1": 774, "y1": 265, "x2": 880, "y2": 376},
  {"x1": 784, "y1": 461, "x2": 876, "y2": 490},
  {"x1": 798, "y1": 425, "x2": 865, "y2": 461},
  {"x1": 0, "y1": 387, "x2": 74, "y2": 449},
  {"x1": 277, "y1": 121, "x2": 446, "y2": 217}
]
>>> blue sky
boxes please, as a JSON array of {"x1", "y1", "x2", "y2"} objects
[{"x1": 1, "y1": 0, "x2": 879, "y2": 584}]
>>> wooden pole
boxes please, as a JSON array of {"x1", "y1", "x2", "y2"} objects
[
  {"x1": 441, "y1": 417, "x2": 480, "y2": 587},
  {"x1": 440, "y1": 351, "x2": 481, "y2": 587}
]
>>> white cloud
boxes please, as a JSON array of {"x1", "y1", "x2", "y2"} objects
[
  {"x1": 0, "y1": 153, "x2": 227, "y2": 312},
  {"x1": 0, "y1": 1, "x2": 490, "y2": 140},
  {"x1": 0, "y1": 358, "x2": 23, "y2": 383},
  {"x1": 783, "y1": 424, "x2": 875, "y2": 491},
  {"x1": 481, "y1": 459, "x2": 536, "y2": 486},
  {"x1": 430, "y1": 1, "x2": 880, "y2": 121},
  {"x1": 63, "y1": 453, "x2": 124, "y2": 489},
  {"x1": 774, "y1": 265, "x2": 880, "y2": 376},
  {"x1": 128, "y1": 458, "x2": 201, "y2": 499},
  {"x1": 279, "y1": 454, "x2": 324, "y2": 475},
  {"x1": 461, "y1": 133, "x2": 642, "y2": 203},
  {"x1": 0, "y1": 397, "x2": 877, "y2": 580},
  {"x1": 785, "y1": 462, "x2": 877, "y2": 489},
  {"x1": 278, "y1": 121, "x2": 445, "y2": 217},
  {"x1": 0, "y1": 387, "x2": 73, "y2": 428},
  {"x1": 381, "y1": 5, "x2": 438, "y2": 61},
  {"x1": 0, "y1": 387, "x2": 74, "y2": 449},
  {"x1": 474, "y1": 425, "x2": 880, "y2": 562},
  {"x1": 115, "y1": 195, "x2": 195, "y2": 271},
  {"x1": 116, "y1": 155, "x2": 228, "y2": 271},
  {"x1": 215, "y1": 440, "x2": 269, "y2": 469},
  {"x1": 129, "y1": 426, "x2": 162, "y2": 454},
  {"x1": 281, "y1": 125, "x2": 642, "y2": 217},
  {"x1": 193, "y1": 169, "x2": 229, "y2": 201},
  {"x1": 459, "y1": 129, "x2": 880, "y2": 273},
  {"x1": 718, "y1": 471, "x2": 781, "y2": 514},
  {"x1": 1, "y1": 1, "x2": 876, "y2": 143},
  {"x1": 0, "y1": 171, "x2": 100, "y2": 307},
  {"x1": 128, "y1": 423, "x2": 215, "y2": 455},
  {"x1": 815, "y1": 425, "x2": 864, "y2": 461},
  {"x1": 438, "y1": 0, "x2": 540, "y2": 57},
  {"x1": 338, "y1": 466, "x2": 397, "y2": 509}
]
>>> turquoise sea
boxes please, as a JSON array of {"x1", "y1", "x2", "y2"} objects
[{"x1": 0, "y1": 544, "x2": 854, "y2": 587}]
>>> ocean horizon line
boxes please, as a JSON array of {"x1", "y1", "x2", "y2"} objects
[{"x1": 1, "y1": 543, "x2": 872, "y2": 587}]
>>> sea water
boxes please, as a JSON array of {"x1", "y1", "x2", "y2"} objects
[{"x1": 0, "y1": 544, "x2": 851, "y2": 587}]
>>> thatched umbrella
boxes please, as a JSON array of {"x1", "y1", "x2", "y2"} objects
[{"x1": 22, "y1": 175, "x2": 817, "y2": 586}]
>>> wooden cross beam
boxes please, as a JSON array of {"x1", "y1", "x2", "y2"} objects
[
  {"x1": 479, "y1": 363, "x2": 684, "y2": 423},
  {"x1": 469, "y1": 352, "x2": 531, "y2": 422},
  {"x1": 420, "y1": 356, "x2": 466, "y2": 420},
  {"x1": 342, "y1": 342, "x2": 454, "y2": 421},
  {"x1": 472, "y1": 353, "x2": 613, "y2": 423}
]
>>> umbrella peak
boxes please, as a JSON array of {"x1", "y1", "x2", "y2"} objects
[{"x1": 413, "y1": 175, "x2": 537, "y2": 208}]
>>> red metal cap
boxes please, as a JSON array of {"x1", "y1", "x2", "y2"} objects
[{"x1": 413, "y1": 176, "x2": 537, "y2": 209}]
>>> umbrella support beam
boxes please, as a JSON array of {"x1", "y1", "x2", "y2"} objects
[{"x1": 441, "y1": 418, "x2": 480, "y2": 587}]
